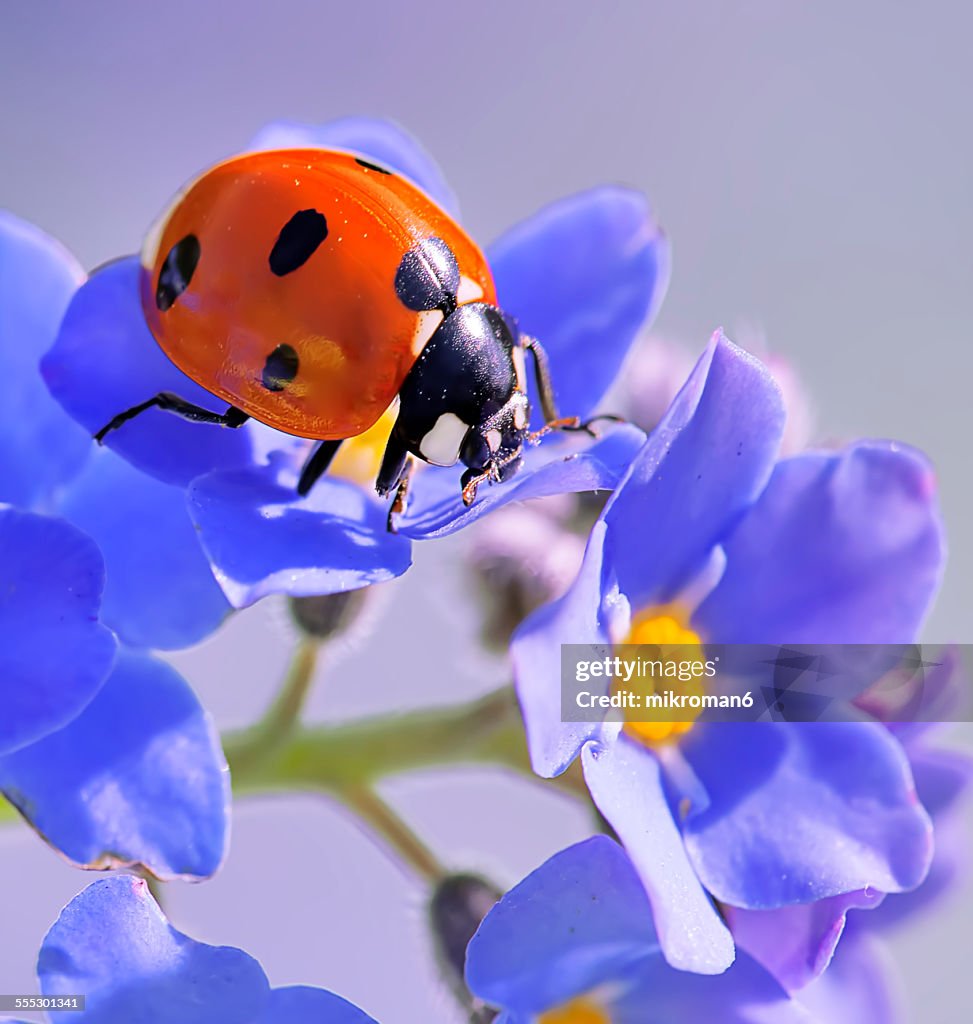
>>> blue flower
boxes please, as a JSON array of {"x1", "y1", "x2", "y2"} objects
[
  {"x1": 41, "y1": 117, "x2": 667, "y2": 597},
  {"x1": 512, "y1": 333, "x2": 944, "y2": 974},
  {"x1": 0, "y1": 507, "x2": 227, "y2": 879},
  {"x1": 3, "y1": 875, "x2": 379, "y2": 1024},
  {"x1": 465, "y1": 835, "x2": 818, "y2": 1023},
  {"x1": 0, "y1": 216, "x2": 232, "y2": 878}
]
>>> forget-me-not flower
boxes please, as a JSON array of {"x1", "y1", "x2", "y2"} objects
[{"x1": 512, "y1": 333, "x2": 944, "y2": 975}]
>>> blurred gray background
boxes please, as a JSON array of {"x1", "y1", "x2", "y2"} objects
[{"x1": 2, "y1": 2, "x2": 971, "y2": 1021}]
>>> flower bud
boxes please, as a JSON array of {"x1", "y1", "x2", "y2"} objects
[
  {"x1": 288, "y1": 589, "x2": 367, "y2": 640},
  {"x1": 429, "y1": 873, "x2": 502, "y2": 1022}
]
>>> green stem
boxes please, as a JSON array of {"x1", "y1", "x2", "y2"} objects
[
  {"x1": 225, "y1": 683, "x2": 574, "y2": 885},
  {"x1": 230, "y1": 638, "x2": 320, "y2": 774},
  {"x1": 341, "y1": 784, "x2": 446, "y2": 882},
  {"x1": 224, "y1": 685, "x2": 531, "y2": 794}
]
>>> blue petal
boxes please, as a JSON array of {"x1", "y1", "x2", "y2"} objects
[
  {"x1": 511, "y1": 520, "x2": 612, "y2": 778},
  {"x1": 865, "y1": 744, "x2": 973, "y2": 930},
  {"x1": 37, "y1": 876, "x2": 270, "y2": 1023},
  {"x1": 694, "y1": 443, "x2": 944, "y2": 643},
  {"x1": 603, "y1": 332, "x2": 785, "y2": 611},
  {"x1": 0, "y1": 652, "x2": 229, "y2": 879},
  {"x1": 187, "y1": 459, "x2": 412, "y2": 607},
  {"x1": 724, "y1": 889, "x2": 883, "y2": 992},
  {"x1": 680, "y1": 721, "x2": 933, "y2": 908},
  {"x1": 399, "y1": 422, "x2": 645, "y2": 539},
  {"x1": 259, "y1": 987, "x2": 379, "y2": 1024},
  {"x1": 468, "y1": 837, "x2": 809, "y2": 1024},
  {"x1": 247, "y1": 117, "x2": 459, "y2": 218},
  {"x1": 488, "y1": 187, "x2": 670, "y2": 427},
  {"x1": 581, "y1": 739, "x2": 735, "y2": 974},
  {"x1": 41, "y1": 257, "x2": 253, "y2": 487},
  {"x1": 466, "y1": 836, "x2": 658, "y2": 1014},
  {"x1": 0, "y1": 212, "x2": 91, "y2": 506},
  {"x1": 57, "y1": 449, "x2": 230, "y2": 650},
  {"x1": 0, "y1": 508, "x2": 116, "y2": 756}
]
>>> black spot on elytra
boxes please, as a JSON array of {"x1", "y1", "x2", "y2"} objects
[
  {"x1": 355, "y1": 156, "x2": 392, "y2": 174},
  {"x1": 262, "y1": 344, "x2": 300, "y2": 391},
  {"x1": 394, "y1": 237, "x2": 460, "y2": 314},
  {"x1": 269, "y1": 209, "x2": 328, "y2": 276},
  {"x1": 156, "y1": 234, "x2": 201, "y2": 311}
]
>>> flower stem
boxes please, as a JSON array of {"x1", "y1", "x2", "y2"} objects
[
  {"x1": 224, "y1": 685, "x2": 530, "y2": 793},
  {"x1": 223, "y1": 683, "x2": 591, "y2": 882},
  {"x1": 230, "y1": 638, "x2": 320, "y2": 774},
  {"x1": 260, "y1": 638, "x2": 320, "y2": 738},
  {"x1": 341, "y1": 784, "x2": 446, "y2": 883}
]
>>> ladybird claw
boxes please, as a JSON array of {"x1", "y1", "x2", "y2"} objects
[
  {"x1": 461, "y1": 468, "x2": 488, "y2": 506},
  {"x1": 461, "y1": 478, "x2": 480, "y2": 506},
  {"x1": 570, "y1": 413, "x2": 627, "y2": 439}
]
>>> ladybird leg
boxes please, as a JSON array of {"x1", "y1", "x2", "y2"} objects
[
  {"x1": 376, "y1": 428, "x2": 411, "y2": 498},
  {"x1": 522, "y1": 335, "x2": 583, "y2": 437},
  {"x1": 94, "y1": 392, "x2": 249, "y2": 443},
  {"x1": 527, "y1": 412, "x2": 626, "y2": 446},
  {"x1": 526, "y1": 416, "x2": 583, "y2": 445},
  {"x1": 521, "y1": 335, "x2": 561, "y2": 424},
  {"x1": 386, "y1": 457, "x2": 416, "y2": 533},
  {"x1": 460, "y1": 467, "x2": 490, "y2": 506},
  {"x1": 521, "y1": 336, "x2": 625, "y2": 440},
  {"x1": 296, "y1": 439, "x2": 344, "y2": 497},
  {"x1": 558, "y1": 413, "x2": 627, "y2": 435},
  {"x1": 460, "y1": 450, "x2": 523, "y2": 506}
]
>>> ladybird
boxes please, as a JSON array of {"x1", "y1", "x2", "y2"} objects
[{"x1": 95, "y1": 148, "x2": 596, "y2": 522}]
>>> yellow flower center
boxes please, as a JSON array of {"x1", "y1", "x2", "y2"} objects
[
  {"x1": 615, "y1": 610, "x2": 706, "y2": 747},
  {"x1": 328, "y1": 404, "x2": 399, "y2": 486},
  {"x1": 539, "y1": 997, "x2": 611, "y2": 1024}
]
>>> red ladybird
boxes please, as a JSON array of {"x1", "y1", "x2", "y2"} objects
[{"x1": 97, "y1": 148, "x2": 593, "y2": 519}]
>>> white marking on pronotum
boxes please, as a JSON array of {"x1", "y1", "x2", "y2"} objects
[
  {"x1": 456, "y1": 275, "x2": 484, "y2": 305},
  {"x1": 420, "y1": 412, "x2": 469, "y2": 466},
  {"x1": 411, "y1": 309, "x2": 444, "y2": 356},
  {"x1": 485, "y1": 428, "x2": 502, "y2": 452}
]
